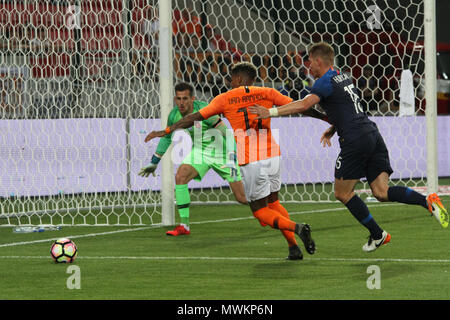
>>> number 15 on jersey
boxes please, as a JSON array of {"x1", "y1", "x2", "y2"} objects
[{"x1": 343, "y1": 84, "x2": 364, "y2": 114}]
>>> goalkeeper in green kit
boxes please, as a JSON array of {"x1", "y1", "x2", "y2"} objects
[{"x1": 139, "y1": 83, "x2": 247, "y2": 236}]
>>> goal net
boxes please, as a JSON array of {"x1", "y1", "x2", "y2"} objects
[{"x1": 0, "y1": 0, "x2": 441, "y2": 226}]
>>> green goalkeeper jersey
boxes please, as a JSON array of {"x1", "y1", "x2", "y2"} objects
[{"x1": 155, "y1": 100, "x2": 230, "y2": 158}]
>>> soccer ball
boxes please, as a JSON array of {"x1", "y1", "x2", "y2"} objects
[{"x1": 50, "y1": 238, "x2": 78, "y2": 263}]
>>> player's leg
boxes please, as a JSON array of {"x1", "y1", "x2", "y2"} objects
[
  {"x1": 243, "y1": 158, "x2": 294, "y2": 231},
  {"x1": 166, "y1": 163, "x2": 200, "y2": 236},
  {"x1": 268, "y1": 191, "x2": 303, "y2": 260},
  {"x1": 167, "y1": 147, "x2": 213, "y2": 236},
  {"x1": 366, "y1": 132, "x2": 426, "y2": 206},
  {"x1": 268, "y1": 191, "x2": 297, "y2": 244},
  {"x1": 249, "y1": 197, "x2": 299, "y2": 232},
  {"x1": 335, "y1": 177, "x2": 390, "y2": 252},
  {"x1": 241, "y1": 160, "x2": 294, "y2": 231},
  {"x1": 266, "y1": 156, "x2": 314, "y2": 257},
  {"x1": 250, "y1": 194, "x2": 314, "y2": 257},
  {"x1": 210, "y1": 159, "x2": 247, "y2": 205},
  {"x1": 334, "y1": 135, "x2": 389, "y2": 251},
  {"x1": 228, "y1": 180, "x2": 247, "y2": 205},
  {"x1": 242, "y1": 157, "x2": 315, "y2": 257},
  {"x1": 367, "y1": 132, "x2": 448, "y2": 228},
  {"x1": 370, "y1": 171, "x2": 427, "y2": 207},
  {"x1": 335, "y1": 177, "x2": 384, "y2": 239},
  {"x1": 377, "y1": 174, "x2": 449, "y2": 228}
]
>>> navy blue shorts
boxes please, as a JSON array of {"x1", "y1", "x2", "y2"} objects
[{"x1": 335, "y1": 130, "x2": 393, "y2": 184}]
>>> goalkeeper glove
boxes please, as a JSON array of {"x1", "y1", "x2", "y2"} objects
[{"x1": 138, "y1": 154, "x2": 161, "y2": 178}]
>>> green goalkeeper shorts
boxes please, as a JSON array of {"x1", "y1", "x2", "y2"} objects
[{"x1": 182, "y1": 147, "x2": 242, "y2": 183}]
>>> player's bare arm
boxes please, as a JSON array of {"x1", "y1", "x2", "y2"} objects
[
  {"x1": 320, "y1": 125, "x2": 336, "y2": 147},
  {"x1": 144, "y1": 112, "x2": 205, "y2": 142},
  {"x1": 249, "y1": 94, "x2": 321, "y2": 119}
]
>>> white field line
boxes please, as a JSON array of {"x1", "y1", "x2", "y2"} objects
[
  {"x1": 3, "y1": 203, "x2": 447, "y2": 264},
  {"x1": 0, "y1": 226, "x2": 153, "y2": 248},
  {"x1": 0, "y1": 203, "x2": 402, "y2": 249},
  {"x1": 0, "y1": 255, "x2": 449, "y2": 264}
]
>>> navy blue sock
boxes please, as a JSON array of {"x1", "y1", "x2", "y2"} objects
[
  {"x1": 387, "y1": 186, "x2": 427, "y2": 209},
  {"x1": 345, "y1": 195, "x2": 383, "y2": 239}
]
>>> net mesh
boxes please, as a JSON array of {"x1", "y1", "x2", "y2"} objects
[{"x1": 0, "y1": 0, "x2": 431, "y2": 225}]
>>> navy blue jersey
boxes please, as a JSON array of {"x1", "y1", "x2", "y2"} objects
[{"x1": 310, "y1": 68, "x2": 378, "y2": 144}]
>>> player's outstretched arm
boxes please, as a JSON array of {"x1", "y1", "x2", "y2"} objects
[
  {"x1": 144, "y1": 112, "x2": 205, "y2": 142},
  {"x1": 249, "y1": 94, "x2": 321, "y2": 119}
]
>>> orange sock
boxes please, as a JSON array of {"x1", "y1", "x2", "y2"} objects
[
  {"x1": 269, "y1": 200, "x2": 298, "y2": 247},
  {"x1": 253, "y1": 206, "x2": 297, "y2": 232}
]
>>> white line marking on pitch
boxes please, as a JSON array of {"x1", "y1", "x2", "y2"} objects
[
  {"x1": 0, "y1": 226, "x2": 153, "y2": 248},
  {"x1": 0, "y1": 203, "x2": 402, "y2": 248},
  {"x1": 0, "y1": 255, "x2": 448, "y2": 264}
]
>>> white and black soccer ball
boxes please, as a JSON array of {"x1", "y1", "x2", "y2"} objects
[{"x1": 50, "y1": 238, "x2": 78, "y2": 263}]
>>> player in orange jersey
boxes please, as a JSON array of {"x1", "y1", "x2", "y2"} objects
[{"x1": 145, "y1": 62, "x2": 328, "y2": 259}]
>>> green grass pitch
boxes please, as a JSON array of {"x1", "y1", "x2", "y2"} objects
[{"x1": 0, "y1": 196, "x2": 449, "y2": 300}]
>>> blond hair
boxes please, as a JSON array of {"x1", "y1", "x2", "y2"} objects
[{"x1": 308, "y1": 42, "x2": 335, "y2": 65}]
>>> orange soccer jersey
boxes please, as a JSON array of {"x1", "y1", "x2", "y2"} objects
[{"x1": 199, "y1": 86, "x2": 293, "y2": 165}]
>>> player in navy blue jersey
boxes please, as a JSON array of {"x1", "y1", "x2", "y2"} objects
[{"x1": 249, "y1": 42, "x2": 448, "y2": 252}]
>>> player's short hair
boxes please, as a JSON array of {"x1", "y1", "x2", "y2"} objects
[
  {"x1": 308, "y1": 42, "x2": 335, "y2": 65},
  {"x1": 231, "y1": 62, "x2": 258, "y2": 81},
  {"x1": 174, "y1": 82, "x2": 194, "y2": 96}
]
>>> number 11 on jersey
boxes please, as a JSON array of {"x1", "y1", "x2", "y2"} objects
[{"x1": 238, "y1": 106, "x2": 263, "y2": 131}]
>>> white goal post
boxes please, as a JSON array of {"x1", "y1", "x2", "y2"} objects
[
  {"x1": 0, "y1": 0, "x2": 441, "y2": 226},
  {"x1": 424, "y1": 0, "x2": 438, "y2": 194}
]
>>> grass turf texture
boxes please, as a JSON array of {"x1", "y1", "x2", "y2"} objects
[{"x1": 0, "y1": 198, "x2": 449, "y2": 300}]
